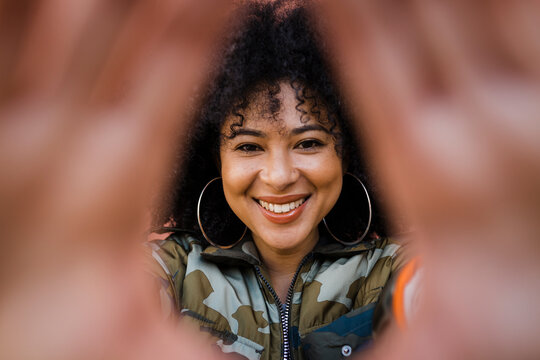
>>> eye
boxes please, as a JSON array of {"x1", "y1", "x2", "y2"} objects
[
  {"x1": 296, "y1": 139, "x2": 324, "y2": 150},
  {"x1": 235, "y1": 143, "x2": 262, "y2": 153}
]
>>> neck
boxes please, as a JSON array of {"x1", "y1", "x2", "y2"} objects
[{"x1": 252, "y1": 229, "x2": 318, "y2": 302}]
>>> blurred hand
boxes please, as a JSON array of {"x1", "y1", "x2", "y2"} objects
[
  {"x1": 316, "y1": 0, "x2": 540, "y2": 358},
  {"x1": 0, "y1": 0, "x2": 231, "y2": 359}
]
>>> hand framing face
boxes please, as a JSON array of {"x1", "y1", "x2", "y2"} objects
[
  {"x1": 316, "y1": 0, "x2": 540, "y2": 358},
  {"x1": 0, "y1": 1, "x2": 231, "y2": 359}
]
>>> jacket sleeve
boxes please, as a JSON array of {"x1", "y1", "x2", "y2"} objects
[
  {"x1": 372, "y1": 235, "x2": 421, "y2": 335},
  {"x1": 144, "y1": 237, "x2": 190, "y2": 317}
]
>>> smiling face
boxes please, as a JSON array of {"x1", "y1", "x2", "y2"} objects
[{"x1": 219, "y1": 82, "x2": 343, "y2": 256}]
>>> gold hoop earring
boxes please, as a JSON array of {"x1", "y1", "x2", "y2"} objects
[
  {"x1": 197, "y1": 177, "x2": 247, "y2": 249},
  {"x1": 323, "y1": 172, "x2": 372, "y2": 246}
]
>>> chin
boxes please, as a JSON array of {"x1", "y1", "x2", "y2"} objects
[{"x1": 256, "y1": 228, "x2": 313, "y2": 251}]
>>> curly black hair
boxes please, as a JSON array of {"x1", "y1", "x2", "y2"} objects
[{"x1": 154, "y1": 0, "x2": 388, "y2": 244}]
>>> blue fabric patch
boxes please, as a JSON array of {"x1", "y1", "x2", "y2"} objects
[
  {"x1": 313, "y1": 303, "x2": 375, "y2": 338},
  {"x1": 290, "y1": 326, "x2": 301, "y2": 349}
]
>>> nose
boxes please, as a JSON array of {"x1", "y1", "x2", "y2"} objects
[{"x1": 259, "y1": 150, "x2": 299, "y2": 192}]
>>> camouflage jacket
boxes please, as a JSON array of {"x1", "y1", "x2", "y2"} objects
[{"x1": 149, "y1": 232, "x2": 404, "y2": 360}]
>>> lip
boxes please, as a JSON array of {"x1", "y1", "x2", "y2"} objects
[
  {"x1": 256, "y1": 193, "x2": 310, "y2": 204},
  {"x1": 255, "y1": 195, "x2": 310, "y2": 224}
]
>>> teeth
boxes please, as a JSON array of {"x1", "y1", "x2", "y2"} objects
[{"x1": 258, "y1": 198, "x2": 306, "y2": 214}]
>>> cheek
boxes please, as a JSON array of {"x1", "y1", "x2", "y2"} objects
[
  {"x1": 220, "y1": 155, "x2": 240, "y2": 197},
  {"x1": 313, "y1": 152, "x2": 343, "y2": 186},
  {"x1": 220, "y1": 154, "x2": 257, "y2": 209},
  {"x1": 301, "y1": 151, "x2": 343, "y2": 207}
]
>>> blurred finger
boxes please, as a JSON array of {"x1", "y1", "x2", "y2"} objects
[
  {"x1": 9, "y1": 0, "x2": 108, "y2": 99},
  {"x1": 489, "y1": 0, "x2": 540, "y2": 79},
  {"x1": 0, "y1": 0, "x2": 233, "y2": 280},
  {"x1": 0, "y1": 0, "x2": 35, "y2": 100},
  {"x1": 315, "y1": 0, "x2": 469, "y2": 228}
]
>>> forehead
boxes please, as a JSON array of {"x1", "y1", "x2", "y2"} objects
[{"x1": 221, "y1": 81, "x2": 329, "y2": 135}]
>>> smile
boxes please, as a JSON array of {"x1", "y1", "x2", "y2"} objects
[
  {"x1": 257, "y1": 198, "x2": 306, "y2": 214},
  {"x1": 254, "y1": 194, "x2": 310, "y2": 224}
]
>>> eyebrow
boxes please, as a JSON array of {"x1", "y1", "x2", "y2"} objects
[
  {"x1": 228, "y1": 124, "x2": 330, "y2": 139},
  {"x1": 232, "y1": 128, "x2": 266, "y2": 138},
  {"x1": 290, "y1": 124, "x2": 331, "y2": 135}
]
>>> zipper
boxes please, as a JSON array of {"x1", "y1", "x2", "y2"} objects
[{"x1": 254, "y1": 253, "x2": 313, "y2": 360}]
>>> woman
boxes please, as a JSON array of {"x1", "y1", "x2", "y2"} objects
[{"x1": 149, "y1": 2, "x2": 406, "y2": 359}]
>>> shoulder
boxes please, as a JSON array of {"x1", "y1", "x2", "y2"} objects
[
  {"x1": 145, "y1": 231, "x2": 206, "y2": 314},
  {"x1": 372, "y1": 234, "x2": 411, "y2": 272},
  {"x1": 372, "y1": 233, "x2": 420, "y2": 334},
  {"x1": 148, "y1": 232, "x2": 203, "y2": 266},
  {"x1": 338, "y1": 235, "x2": 410, "y2": 307}
]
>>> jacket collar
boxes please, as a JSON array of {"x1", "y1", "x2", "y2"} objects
[{"x1": 196, "y1": 232, "x2": 377, "y2": 267}]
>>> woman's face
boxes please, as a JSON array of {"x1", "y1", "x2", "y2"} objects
[{"x1": 220, "y1": 82, "x2": 343, "y2": 254}]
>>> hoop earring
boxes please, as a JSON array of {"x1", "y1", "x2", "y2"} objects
[
  {"x1": 323, "y1": 172, "x2": 372, "y2": 246},
  {"x1": 197, "y1": 177, "x2": 247, "y2": 249}
]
